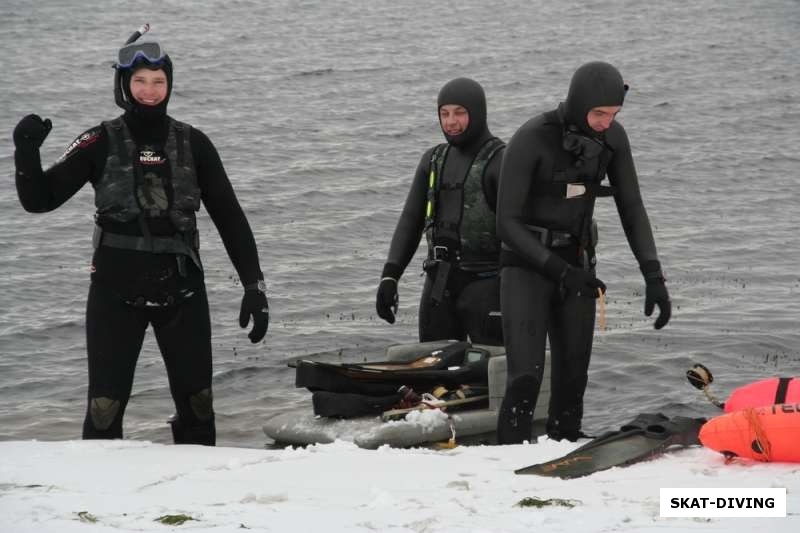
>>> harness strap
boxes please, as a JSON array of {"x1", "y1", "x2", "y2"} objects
[
  {"x1": 524, "y1": 224, "x2": 576, "y2": 248},
  {"x1": 576, "y1": 146, "x2": 613, "y2": 261},
  {"x1": 424, "y1": 143, "x2": 449, "y2": 232},
  {"x1": 108, "y1": 119, "x2": 130, "y2": 168},
  {"x1": 499, "y1": 225, "x2": 577, "y2": 270},
  {"x1": 92, "y1": 225, "x2": 201, "y2": 271}
]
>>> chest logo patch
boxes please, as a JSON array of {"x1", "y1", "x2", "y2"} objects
[{"x1": 139, "y1": 150, "x2": 165, "y2": 165}]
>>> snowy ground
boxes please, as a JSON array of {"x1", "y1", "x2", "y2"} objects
[{"x1": 1, "y1": 439, "x2": 797, "y2": 532}]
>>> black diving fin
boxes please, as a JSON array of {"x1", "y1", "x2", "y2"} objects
[{"x1": 515, "y1": 413, "x2": 706, "y2": 479}]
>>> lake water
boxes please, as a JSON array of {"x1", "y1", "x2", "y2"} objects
[{"x1": 1, "y1": 0, "x2": 798, "y2": 448}]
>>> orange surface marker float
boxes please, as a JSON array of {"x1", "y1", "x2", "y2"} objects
[{"x1": 699, "y1": 403, "x2": 800, "y2": 463}]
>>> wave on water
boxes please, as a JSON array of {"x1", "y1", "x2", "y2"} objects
[{"x1": 292, "y1": 67, "x2": 335, "y2": 77}]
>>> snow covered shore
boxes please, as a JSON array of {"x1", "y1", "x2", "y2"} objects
[{"x1": 1, "y1": 439, "x2": 797, "y2": 532}]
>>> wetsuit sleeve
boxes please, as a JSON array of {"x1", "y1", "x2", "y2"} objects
[
  {"x1": 496, "y1": 123, "x2": 567, "y2": 279},
  {"x1": 15, "y1": 127, "x2": 105, "y2": 213},
  {"x1": 382, "y1": 148, "x2": 434, "y2": 280},
  {"x1": 605, "y1": 123, "x2": 660, "y2": 267},
  {"x1": 192, "y1": 128, "x2": 264, "y2": 285}
]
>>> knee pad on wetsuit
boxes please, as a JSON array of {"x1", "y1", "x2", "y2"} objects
[
  {"x1": 89, "y1": 396, "x2": 121, "y2": 431},
  {"x1": 497, "y1": 375, "x2": 540, "y2": 445}
]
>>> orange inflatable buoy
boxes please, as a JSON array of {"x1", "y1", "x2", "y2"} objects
[
  {"x1": 724, "y1": 377, "x2": 800, "y2": 413},
  {"x1": 699, "y1": 403, "x2": 800, "y2": 462}
]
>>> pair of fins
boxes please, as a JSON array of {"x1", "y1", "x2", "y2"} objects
[{"x1": 516, "y1": 413, "x2": 706, "y2": 479}]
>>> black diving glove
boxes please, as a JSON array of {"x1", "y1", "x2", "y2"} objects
[
  {"x1": 562, "y1": 265, "x2": 606, "y2": 298},
  {"x1": 376, "y1": 263, "x2": 401, "y2": 324},
  {"x1": 239, "y1": 281, "x2": 269, "y2": 343},
  {"x1": 14, "y1": 114, "x2": 52, "y2": 149},
  {"x1": 376, "y1": 278, "x2": 399, "y2": 324},
  {"x1": 642, "y1": 261, "x2": 671, "y2": 329},
  {"x1": 645, "y1": 281, "x2": 671, "y2": 329}
]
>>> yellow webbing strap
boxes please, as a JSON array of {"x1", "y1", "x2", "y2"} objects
[{"x1": 425, "y1": 168, "x2": 435, "y2": 218}]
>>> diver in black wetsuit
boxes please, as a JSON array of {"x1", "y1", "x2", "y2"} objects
[
  {"x1": 375, "y1": 78, "x2": 505, "y2": 345},
  {"x1": 12, "y1": 27, "x2": 269, "y2": 446},
  {"x1": 496, "y1": 61, "x2": 672, "y2": 444}
]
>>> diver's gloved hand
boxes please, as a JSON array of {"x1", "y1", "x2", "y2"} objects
[
  {"x1": 641, "y1": 260, "x2": 671, "y2": 329},
  {"x1": 376, "y1": 278, "x2": 398, "y2": 324},
  {"x1": 376, "y1": 263, "x2": 401, "y2": 324},
  {"x1": 239, "y1": 281, "x2": 269, "y2": 343},
  {"x1": 562, "y1": 265, "x2": 606, "y2": 298},
  {"x1": 14, "y1": 114, "x2": 52, "y2": 149},
  {"x1": 543, "y1": 256, "x2": 605, "y2": 298}
]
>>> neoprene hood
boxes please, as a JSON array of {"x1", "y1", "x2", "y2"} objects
[
  {"x1": 114, "y1": 30, "x2": 173, "y2": 118},
  {"x1": 437, "y1": 78, "x2": 488, "y2": 148},
  {"x1": 564, "y1": 61, "x2": 627, "y2": 135}
]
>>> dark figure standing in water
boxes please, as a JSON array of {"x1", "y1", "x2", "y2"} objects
[
  {"x1": 376, "y1": 78, "x2": 505, "y2": 345},
  {"x1": 13, "y1": 27, "x2": 269, "y2": 445},
  {"x1": 496, "y1": 62, "x2": 671, "y2": 444}
]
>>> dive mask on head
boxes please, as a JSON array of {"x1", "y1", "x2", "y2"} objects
[{"x1": 115, "y1": 40, "x2": 166, "y2": 69}]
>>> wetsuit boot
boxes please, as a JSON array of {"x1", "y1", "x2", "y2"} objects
[
  {"x1": 168, "y1": 414, "x2": 216, "y2": 446},
  {"x1": 497, "y1": 374, "x2": 540, "y2": 444},
  {"x1": 168, "y1": 387, "x2": 216, "y2": 445}
]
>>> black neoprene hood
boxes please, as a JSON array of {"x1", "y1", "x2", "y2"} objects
[
  {"x1": 437, "y1": 77, "x2": 488, "y2": 147},
  {"x1": 564, "y1": 61, "x2": 626, "y2": 135}
]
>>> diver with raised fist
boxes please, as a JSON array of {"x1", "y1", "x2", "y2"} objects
[{"x1": 13, "y1": 26, "x2": 269, "y2": 445}]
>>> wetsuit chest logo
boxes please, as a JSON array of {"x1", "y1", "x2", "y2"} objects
[
  {"x1": 139, "y1": 150, "x2": 165, "y2": 165},
  {"x1": 136, "y1": 148, "x2": 169, "y2": 212}
]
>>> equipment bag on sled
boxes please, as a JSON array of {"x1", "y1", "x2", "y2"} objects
[{"x1": 293, "y1": 341, "x2": 492, "y2": 395}]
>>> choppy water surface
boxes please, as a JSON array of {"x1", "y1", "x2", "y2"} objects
[{"x1": 1, "y1": 0, "x2": 798, "y2": 447}]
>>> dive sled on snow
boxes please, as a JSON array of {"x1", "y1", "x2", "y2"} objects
[{"x1": 262, "y1": 340, "x2": 551, "y2": 449}]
